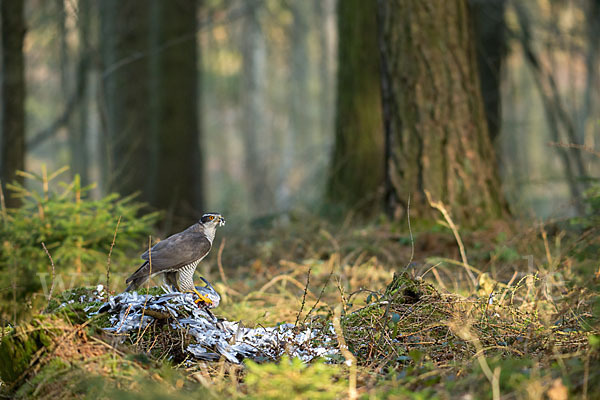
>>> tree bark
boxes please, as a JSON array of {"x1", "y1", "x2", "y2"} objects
[
  {"x1": 150, "y1": 0, "x2": 201, "y2": 224},
  {"x1": 581, "y1": 0, "x2": 600, "y2": 145},
  {"x1": 379, "y1": 0, "x2": 507, "y2": 224},
  {"x1": 470, "y1": 0, "x2": 506, "y2": 143},
  {"x1": 69, "y1": 0, "x2": 91, "y2": 186},
  {"x1": 326, "y1": 0, "x2": 384, "y2": 215},
  {"x1": 100, "y1": 0, "x2": 153, "y2": 201},
  {"x1": 100, "y1": 0, "x2": 201, "y2": 225},
  {"x1": 241, "y1": 2, "x2": 272, "y2": 213},
  {"x1": 1, "y1": 0, "x2": 26, "y2": 209},
  {"x1": 316, "y1": 0, "x2": 335, "y2": 146}
]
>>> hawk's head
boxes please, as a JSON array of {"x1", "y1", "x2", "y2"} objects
[{"x1": 200, "y1": 213, "x2": 226, "y2": 227}]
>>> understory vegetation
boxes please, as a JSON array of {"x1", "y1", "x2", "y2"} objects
[{"x1": 1, "y1": 173, "x2": 599, "y2": 399}]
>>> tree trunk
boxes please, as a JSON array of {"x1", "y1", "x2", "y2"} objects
[
  {"x1": 100, "y1": 0, "x2": 201, "y2": 226},
  {"x1": 275, "y1": 0, "x2": 311, "y2": 211},
  {"x1": 316, "y1": 0, "x2": 335, "y2": 144},
  {"x1": 241, "y1": 2, "x2": 272, "y2": 213},
  {"x1": 470, "y1": 0, "x2": 506, "y2": 144},
  {"x1": 100, "y1": 0, "x2": 153, "y2": 201},
  {"x1": 69, "y1": 0, "x2": 91, "y2": 186},
  {"x1": 379, "y1": 0, "x2": 507, "y2": 224},
  {"x1": 1, "y1": 0, "x2": 26, "y2": 209},
  {"x1": 581, "y1": 0, "x2": 600, "y2": 145},
  {"x1": 326, "y1": 0, "x2": 384, "y2": 215},
  {"x1": 150, "y1": 0, "x2": 201, "y2": 225}
]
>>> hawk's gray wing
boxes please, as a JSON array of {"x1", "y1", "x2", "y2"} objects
[
  {"x1": 125, "y1": 233, "x2": 211, "y2": 289},
  {"x1": 140, "y1": 232, "x2": 212, "y2": 269}
]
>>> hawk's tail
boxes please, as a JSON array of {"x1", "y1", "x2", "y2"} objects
[{"x1": 125, "y1": 261, "x2": 151, "y2": 291}]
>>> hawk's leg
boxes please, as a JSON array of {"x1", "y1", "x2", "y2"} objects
[{"x1": 188, "y1": 277, "x2": 216, "y2": 306}]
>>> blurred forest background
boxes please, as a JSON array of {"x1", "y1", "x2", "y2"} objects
[{"x1": 1, "y1": 0, "x2": 598, "y2": 228}]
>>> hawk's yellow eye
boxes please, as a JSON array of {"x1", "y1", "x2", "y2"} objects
[{"x1": 209, "y1": 216, "x2": 214, "y2": 220}]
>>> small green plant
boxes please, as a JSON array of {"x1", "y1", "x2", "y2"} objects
[
  {"x1": 244, "y1": 356, "x2": 346, "y2": 400},
  {"x1": 0, "y1": 167, "x2": 160, "y2": 320}
]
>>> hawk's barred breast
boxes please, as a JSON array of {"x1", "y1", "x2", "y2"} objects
[{"x1": 177, "y1": 258, "x2": 202, "y2": 292}]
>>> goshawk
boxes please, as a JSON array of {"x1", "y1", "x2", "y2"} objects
[{"x1": 125, "y1": 213, "x2": 225, "y2": 305}]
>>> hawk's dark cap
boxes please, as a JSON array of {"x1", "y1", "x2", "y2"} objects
[{"x1": 200, "y1": 213, "x2": 225, "y2": 226}]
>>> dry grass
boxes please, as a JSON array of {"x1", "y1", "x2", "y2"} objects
[{"x1": 1, "y1": 213, "x2": 599, "y2": 398}]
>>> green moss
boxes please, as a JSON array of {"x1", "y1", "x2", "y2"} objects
[
  {"x1": 14, "y1": 358, "x2": 71, "y2": 398},
  {"x1": 44, "y1": 287, "x2": 99, "y2": 313},
  {"x1": 0, "y1": 315, "x2": 61, "y2": 387},
  {"x1": 135, "y1": 287, "x2": 165, "y2": 296},
  {"x1": 90, "y1": 311, "x2": 113, "y2": 329},
  {"x1": 43, "y1": 287, "x2": 105, "y2": 325},
  {"x1": 342, "y1": 303, "x2": 384, "y2": 326},
  {"x1": 385, "y1": 272, "x2": 437, "y2": 303}
]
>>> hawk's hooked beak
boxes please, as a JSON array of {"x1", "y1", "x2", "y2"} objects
[{"x1": 217, "y1": 216, "x2": 226, "y2": 227}]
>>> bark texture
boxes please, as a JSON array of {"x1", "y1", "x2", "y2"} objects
[
  {"x1": 241, "y1": 3, "x2": 272, "y2": 213},
  {"x1": 100, "y1": 0, "x2": 200, "y2": 224},
  {"x1": 69, "y1": 0, "x2": 91, "y2": 186},
  {"x1": 379, "y1": 0, "x2": 507, "y2": 223},
  {"x1": 470, "y1": 0, "x2": 506, "y2": 143},
  {"x1": 327, "y1": 0, "x2": 384, "y2": 214},
  {"x1": 151, "y1": 0, "x2": 201, "y2": 221},
  {"x1": 100, "y1": 0, "x2": 152, "y2": 199},
  {"x1": 1, "y1": 0, "x2": 26, "y2": 208}
]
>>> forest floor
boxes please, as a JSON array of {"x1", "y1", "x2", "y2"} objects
[{"x1": 1, "y1": 212, "x2": 599, "y2": 399}]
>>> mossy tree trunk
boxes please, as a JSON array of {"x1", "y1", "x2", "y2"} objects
[
  {"x1": 378, "y1": 0, "x2": 507, "y2": 224},
  {"x1": 1, "y1": 0, "x2": 26, "y2": 208},
  {"x1": 327, "y1": 0, "x2": 384, "y2": 216}
]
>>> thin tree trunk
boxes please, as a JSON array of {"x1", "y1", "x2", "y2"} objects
[
  {"x1": 316, "y1": 0, "x2": 335, "y2": 144},
  {"x1": 1, "y1": 0, "x2": 26, "y2": 208},
  {"x1": 69, "y1": 0, "x2": 90, "y2": 186},
  {"x1": 241, "y1": 1, "x2": 271, "y2": 213},
  {"x1": 513, "y1": 2, "x2": 586, "y2": 212},
  {"x1": 581, "y1": 0, "x2": 600, "y2": 146},
  {"x1": 279, "y1": 0, "x2": 311, "y2": 210}
]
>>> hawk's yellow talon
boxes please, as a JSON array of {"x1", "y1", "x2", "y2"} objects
[{"x1": 189, "y1": 288, "x2": 213, "y2": 306}]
